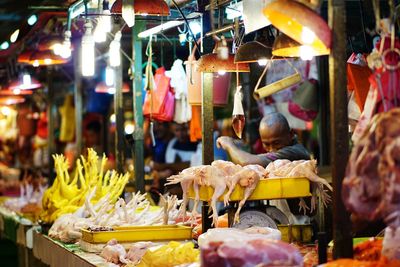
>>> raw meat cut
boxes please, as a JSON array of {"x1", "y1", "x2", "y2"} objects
[{"x1": 343, "y1": 108, "x2": 400, "y2": 227}]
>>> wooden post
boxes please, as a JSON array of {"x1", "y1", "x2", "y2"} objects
[
  {"x1": 74, "y1": 45, "x2": 83, "y2": 156},
  {"x1": 201, "y1": 72, "x2": 214, "y2": 165},
  {"x1": 114, "y1": 61, "x2": 125, "y2": 173},
  {"x1": 47, "y1": 67, "x2": 56, "y2": 182},
  {"x1": 328, "y1": 0, "x2": 353, "y2": 259},
  {"x1": 132, "y1": 22, "x2": 145, "y2": 193}
]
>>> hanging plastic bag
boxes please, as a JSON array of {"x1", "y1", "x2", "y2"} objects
[
  {"x1": 59, "y1": 94, "x2": 75, "y2": 142},
  {"x1": 166, "y1": 59, "x2": 192, "y2": 123},
  {"x1": 232, "y1": 86, "x2": 245, "y2": 139}
]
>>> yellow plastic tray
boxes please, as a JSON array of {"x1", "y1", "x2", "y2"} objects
[
  {"x1": 81, "y1": 225, "x2": 193, "y2": 244},
  {"x1": 187, "y1": 177, "x2": 311, "y2": 202}
]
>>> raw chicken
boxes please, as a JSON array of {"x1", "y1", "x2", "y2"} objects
[
  {"x1": 100, "y1": 239, "x2": 128, "y2": 264},
  {"x1": 167, "y1": 165, "x2": 228, "y2": 226},
  {"x1": 266, "y1": 159, "x2": 332, "y2": 213},
  {"x1": 223, "y1": 164, "x2": 266, "y2": 223},
  {"x1": 48, "y1": 191, "x2": 181, "y2": 243},
  {"x1": 125, "y1": 242, "x2": 154, "y2": 265}
]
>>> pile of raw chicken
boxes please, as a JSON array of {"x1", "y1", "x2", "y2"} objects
[
  {"x1": 167, "y1": 159, "x2": 332, "y2": 226},
  {"x1": 48, "y1": 191, "x2": 181, "y2": 243}
]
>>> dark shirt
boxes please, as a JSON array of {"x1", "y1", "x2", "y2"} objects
[
  {"x1": 152, "y1": 138, "x2": 168, "y2": 163},
  {"x1": 264, "y1": 142, "x2": 311, "y2": 162}
]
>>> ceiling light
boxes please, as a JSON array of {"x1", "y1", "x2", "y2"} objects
[
  {"x1": 81, "y1": 22, "x2": 95, "y2": 77},
  {"x1": 138, "y1": 21, "x2": 184, "y2": 38},
  {"x1": 10, "y1": 29, "x2": 19, "y2": 43},
  {"x1": 109, "y1": 31, "x2": 121, "y2": 67},
  {"x1": 22, "y1": 74, "x2": 31, "y2": 88},
  {"x1": 189, "y1": 20, "x2": 202, "y2": 36},
  {"x1": 263, "y1": 0, "x2": 331, "y2": 55},
  {"x1": 0, "y1": 89, "x2": 32, "y2": 96},
  {"x1": 257, "y1": 59, "x2": 268, "y2": 66},
  {"x1": 0, "y1": 96, "x2": 25, "y2": 105},
  {"x1": 111, "y1": 0, "x2": 170, "y2": 16},
  {"x1": 272, "y1": 33, "x2": 322, "y2": 59},
  {"x1": 95, "y1": 82, "x2": 130, "y2": 94},
  {"x1": 125, "y1": 123, "x2": 135, "y2": 135},
  {"x1": 21, "y1": 50, "x2": 68, "y2": 66},
  {"x1": 8, "y1": 75, "x2": 41, "y2": 91},
  {"x1": 27, "y1": 14, "x2": 38, "y2": 26},
  {"x1": 105, "y1": 66, "x2": 114, "y2": 86},
  {"x1": 0, "y1": 41, "x2": 9, "y2": 50}
]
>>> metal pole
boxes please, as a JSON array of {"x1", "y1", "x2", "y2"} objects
[
  {"x1": 328, "y1": 0, "x2": 353, "y2": 259},
  {"x1": 201, "y1": 72, "x2": 214, "y2": 165},
  {"x1": 114, "y1": 60, "x2": 125, "y2": 173},
  {"x1": 47, "y1": 67, "x2": 56, "y2": 182},
  {"x1": 132, "y1": 22, "x2": 145, "y2": 193},
  {"x1": 74, "y1": 45, "x2": 83, "y2": 156}
]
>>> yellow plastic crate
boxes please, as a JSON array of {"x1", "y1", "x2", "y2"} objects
[
  {"x1": 187, "y1": 177, "x2": 311, "y2": 202},
  {"x1": 81, "y1": 225, "x2": 193, "y2": 244},
  {"x1": 278, "y1": 224, "x2": 313, "y2": 243}
]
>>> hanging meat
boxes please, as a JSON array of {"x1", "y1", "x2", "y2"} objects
[
  {"x1": 232, "y1": 86, "x2": 245, "y2": 139},
  {"x1": 343, "y1": 108, "x2": 400, "y2": 227}
]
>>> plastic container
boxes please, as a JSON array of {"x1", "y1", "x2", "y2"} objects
[
  {"x1": 278, "y1": 224, "x2": 313, "y2": 243},
  {"x1": 81, "y1": 225, "x2": 193, "y2": 244},
  {"x1": 187, "y1": 177, "x2": 311, "y2": 202},
  {"x1": 186, "y1": 65, "x2": 231, "y2": 106}
]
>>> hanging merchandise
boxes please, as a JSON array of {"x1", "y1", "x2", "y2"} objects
[
  {"x1": 189, "y1": 106, "x2": 202, "y2": 142},
  {"x1": 143, "y1": 37, "x2": 175, "y2": 122},
  {"x1": 166, "y1": 59, "x2": 192, "y2": 123},
  {"x1": 288, "y1": 60, "x2": 319, "y2": 121},
  {"x1": 253, "y1": 59, "x2": 302, "y2": 100},
  {"x1": 353, "y1": 33, "x2": 400, "y2": 143},
  {"x1": 232, "y1": 78, "x2": 245, "y2": 139},
  {"x1": 347, "y1": 53, "x2": 372, "y2": 111},
  {"x1": 186, "y1": 41, "x2": 231, "y2": 106},
  {"x1": 242, "y1": 0, "x2": 272, "y2": 34},
  {"x1": 16, "y1": 105, "x2": 37, "y2": 137},
  {"x1": 59, "y1": 94, "x2": 75, "y2": 142},
  {"x1": 36, "y1": 111, "x2": 48, "y2": 139}
]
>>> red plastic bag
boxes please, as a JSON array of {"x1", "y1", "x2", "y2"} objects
[{"x1": 143, "y1": 67, "x2": 175, "y2": 121}]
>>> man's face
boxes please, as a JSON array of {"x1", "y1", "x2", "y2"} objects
[
  {"x1": 173, "y1": 123, "x2": 189, "y2": 143},
  {"x1": 259, "y1": 124, "x2": 292, "y2": 153},
  {"x1": 86, "y1": 130, "x2": 99, "y2": 147}
]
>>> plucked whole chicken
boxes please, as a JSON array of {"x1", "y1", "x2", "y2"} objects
[
  {"x1": 168, "y1": 159, "x2": 331, "y2": 226},
  {"x1": 166, "y1": 161, "x2": 267, "y2": 226}
]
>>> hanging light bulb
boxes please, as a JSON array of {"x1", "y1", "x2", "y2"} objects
[
  {"x1": 257, "y1": 58, "x2": 268, "y2": 66},
  {"x1": 94, "y1": 3, "x2": 112, "y2": 43},
  {"x1": 109, "y1": 31, "x2": 121, "y2": 67},
  {"x1": 94, "y1": 23, "x2": 107, "y2": 43},
  {"x1": 300, "y1": 45, "x2": 314, "y2": 61},
  {"x1": 22, "y1": 73, "x2": 32, "y2": 88},
  {"x1": 105, "y1": 66, "x2": 114, "y2": 86},
  {"x1": 81, "y1": 22, "x2": 95, "y2": 77},
  {"x1": 27, "y1": 14, "x2": 38, "y2": 26},
  {"x1": 218, "y1": 70, "x2": 226, "y2": 75}
]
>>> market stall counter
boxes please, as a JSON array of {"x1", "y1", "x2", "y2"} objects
[{"x1": 33, "y1": 230, "x2": 109, "y2": 267}]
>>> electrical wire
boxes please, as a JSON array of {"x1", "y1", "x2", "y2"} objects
[{"x1": 170, "y1": 0, "x2": 201, "y2": 56}]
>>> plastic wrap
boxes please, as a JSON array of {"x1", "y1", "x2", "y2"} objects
[
  {"x1": 232, "y1": 86, "x2": 245, "y2": 139},
  {"x1": 198, "y1": 227, "x2": 281, "y2": 247}
]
